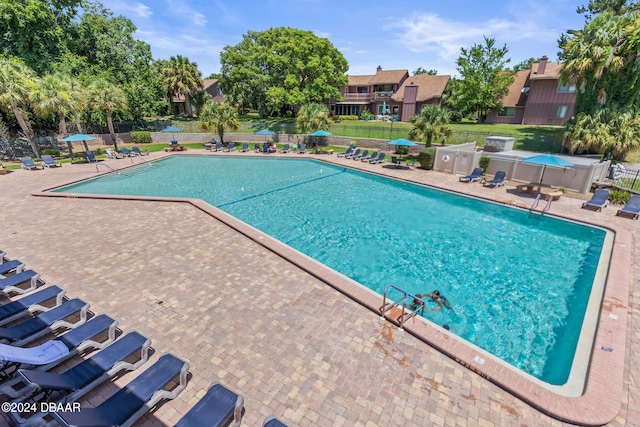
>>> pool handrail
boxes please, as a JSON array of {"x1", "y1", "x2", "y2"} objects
[{"x1": 380, "y1": 284, "x2": 425, "y2": 330}]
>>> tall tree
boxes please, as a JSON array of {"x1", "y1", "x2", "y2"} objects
[
  {"x1": 30, "y1": 73, "x2": 74, "y2": 137},
  {"x1": 199, "y1": 102, "x2": 239, "y2": 144},
  {"x1": 220, "y1": 27, "x2": 348, "y2": 116},
  {"x1": 87, "y1": 78, "x2": 127, "y2": 151},
  {"x1": 408, "y1": 105, "x2": 451, "y2": 147},
  {"x1": 295, "y1": 103, "x2": 332, "y2": 134},
  {"x1": 448, "y1": 37, "x2": 515, "y2": 122},
  {"x1": 413, "y1": 67, "x2": 438, "y2": 75},
  {"x1": 161, "y1": 55, "x2": 203, "y2": 116},
  {"x1": 0, "y1": 56, "x2": 39, "y2": 155}
]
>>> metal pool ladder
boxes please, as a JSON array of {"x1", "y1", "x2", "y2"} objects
[
  {"x1": 380, "y1": 284, "x2": 425, "y2": 330},
  {"x1": 528, "y1": 193, "x2": 554, "y2": 216}
]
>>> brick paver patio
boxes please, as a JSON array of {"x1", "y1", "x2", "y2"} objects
[{"x1": 0, "y1": 150, "x2": 637, "y2": 427}]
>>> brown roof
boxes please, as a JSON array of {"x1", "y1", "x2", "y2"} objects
[
  {"x1": 530, "y1": 61, "x2": 563, "y2": 79},
  {"x1": 368, "y1": 69, "x2": 409, "y2": 85},
  {"x1": 390, "y1": 74, "x2": 450, "y2": 103},
  {"x1": 499, "y1": 70, "x2": 530, "y2": 107},
  {"x1": 347, "y1": 75, "x2": 374, "y2": 86},
  {"x1": 203, "y1": 78, "x2": 219, "y2": 90}
]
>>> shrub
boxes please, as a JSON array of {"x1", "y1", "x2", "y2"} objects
[
  {"x1": 359, "y1": 109, "x2": 374, "y2": 120},
  {"x1": 41, "y1": 149, "x2": 60, "y2": 157},
  {"x1": 418, "y1": 147, "x2": 436, "y2": 169},
  {"x1": 337, "y1": 115, "x2": 359, "y2": 121},
  {"x1": 130, "y1": 131, "x2": 152, "y2": 144},
  {"x1": 395, "y1": 146, "x2": 409, "y2": 155},
  {"x1": 478, "y1": 156, "x2": 491, "y2": 175},
  {"x1": 609, "y1": 189, "x2": 632, "y2": 205}
]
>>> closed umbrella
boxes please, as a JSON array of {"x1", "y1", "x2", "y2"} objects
[{"x1": 522, "y1": 154, "x2": 574, "y2": 185}]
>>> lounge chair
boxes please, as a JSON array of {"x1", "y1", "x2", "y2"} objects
[
  {"x1": 362, "y1": 151, "x2": 378, "y2": 162},
  {"x1": 213, "y1": 141, "x2": 222, "y2": 151},
  {"x1": 0, "y1": 259, "x2": 25, "y2": 276},
  {"x1": 391, "y1": 156, "x2": 399, "y2": 167},
  {"x1": 204, "y1": 141, "x2": 215, "y2": 150},
  {"x1": 226, "y1": 142, "x2": 235, "y2": 152},
  {"x1": 405, "y1": 159, "x2": 417, "y2": 168},
  {"x1": 120, "y1": 147, "x2": 135, "y2": 157},
  {"x1": 175, "y1": 382, "x2": 245, "y2": 427},
  {"x1": 86, "y1": 151, "x2": 97, "y2": 162},
  {"x1": 459, "y1": 167, "x2": 484, "y2": 183},
  {"x1": 132, "y1": 146, "x2": 149, "y2": 156},
  {"x1": 51, "y1": 353, "x2": 189, "y2": 427},
  {"x1": 0, "y1": 269, "x2": 40, "y2": 295},
  {"x1": 280, "y1": 143, "x2": 290, "y2": 153},
  {"x1": 353, "y1": 149, "x2": 369, "y2": 160},
  {"x1": 582, "y1": 189, "x2": 610, "y2": 211},
  {"x1": 41, "y1": 155, "x2": 62, "y2": 168},
  {"x1": 298, "y1": 143, "x2": 307, "y2": 154},
  {"x1": 337, "y1": 146, "x2": 354, "y2": 158},
  {"x1": 264, "y1": 416, "x2": 289, "y2": 427},
  {"x1": 240, "y1": 143, "x2": 250, "y2": 152},
  {"x1": 0, "y1": 285, "x2": 65, "y2": 327},
  {"x1": 0, "y1": 314, "x2": 117, "y2": 393},
  {"x1": 345, "y1": 148, "x2": 360, "y2": 159},
  {"x1": 254, "y1": 143, "x2": 261, "y2": 153},
  {"x1": 370, "y1": 152, "x2": 386, "y2": 164},
  {"x1": 616, "y1": 194, "x2": 640, "y2": 219},
  {"x1": 20, "y1": 157, "x2": 42, "y2": 170},
  {"x1": 0, "y1": 298, "x2": 89, "y2": 346},
  {"x1": 105, "y1": 148, "x2": 122, "y2": 159},
  {"x1": 482, "y1": 171, "x2": 507, "y2": 187},
  {"x1": 12, "y1": 332, "x2": 151, "y2": 424}
]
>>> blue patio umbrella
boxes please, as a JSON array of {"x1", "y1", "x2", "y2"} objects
[
  {"x1": 255, "y1": 129, "x2": 276, "y2": 143},
  {"x1": 309, "y1": 130, "x2": 332, "y2": 137},
  {"x1": 522, "y1": 153, "x2": 574, "y2": 184},
  {"x1": 160, "y1": 126, "x2": 183, "y2": 141},
  {"x1": 387, "y1": 138, "x2": 418, "y2": 161},
  {"x1": 62, "y1": 133, "x2": 96, "y2": 153}
]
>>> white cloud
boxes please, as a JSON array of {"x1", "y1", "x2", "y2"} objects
[
  {"x1": 102, "y1": 0, "x2": 152, "y2": 18},
  {"x1": 166, "y1": 0, "x2": 208, "y2": 27}
]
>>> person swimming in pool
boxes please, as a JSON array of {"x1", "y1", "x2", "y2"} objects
[{"x1": 411, "y1": 290, "x2": 450, "y2": 312}]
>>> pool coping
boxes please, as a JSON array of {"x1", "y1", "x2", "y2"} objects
[{"x1": 31, "y1": 153, "x2": 631, "y2": 426}]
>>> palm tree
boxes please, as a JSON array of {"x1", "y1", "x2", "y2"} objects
[
  {"x1": 87, "y1": 79, "x2": 128, "y2": 151},
  {"x1": 162, "y1": 55, "x2": 203, "y2": 116},
  {"x1": 30, "y1": 73, "x2": 74, "y2": 137},
  {"x1": 66, "y1": 76, "x2": 88, "y2": 134},
  {"x1": 0, "y1": 56, "x2": 39, "y2": 156},
  {"x1": 408, "y1": 105, "x2": 451, "y2": 147},
  {"x1": 199, "y1": 101, "x2": 239, "y2": 143},
  {"x1": 192, "y1": 89, "x2": 212, "y2": 116},
  {"x1": 295, "y1": 103, "x2": 332, "y2": 134}
]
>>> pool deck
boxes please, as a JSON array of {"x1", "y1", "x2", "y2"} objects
[{"x1": 0, "y1": 150, "x2": 638, "y2": 427}]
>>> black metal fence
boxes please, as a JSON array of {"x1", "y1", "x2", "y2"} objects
[
  {"x1": 600, "y1": 164, "x2": 640, "y2": 191},
  {"x1": 0, "y1": 137, "x2": 64, "y2": 160}
]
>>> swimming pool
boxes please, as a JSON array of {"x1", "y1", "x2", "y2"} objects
[{"x1": 53, "y1": 156, "x2": 609, "y2": 386}]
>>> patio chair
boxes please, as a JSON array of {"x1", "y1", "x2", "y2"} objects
[
  {"x1": 226, "y1": 142, "x2": 235, "y2": 152},
  {"x1": 353, "y1": 149, "x2": 368, "y2": 160},
  {"x1": 14, "y1": 332, "x2": 150, "y2": 419},
  {"x1": 337, "y1": 146, "x2": 354, "y2": 158},
  {"x1": 0, "y1": 298, "x2": 88, "y2": 346},
  {"x1": 582, "y1": 189, "x2": 610, "y2": 211},
  {"x1": 120, "y1": 147, "x2": 135, "y2": 157},
  {"x1": 616, "y1": 194, "x2": 640, "y2": 219},
  {"x1": 254, "y1": 143, "x2": 261, "y2": 153},
  {"x1": 214, "y1": 141, "x2": 223, "y2": 151},
  {"x1": 362, "y1": 151, "x2": 378, "y2": 162},
  {"x1": 298, "y1": 143, "x2": 307, "y2": 154},
  {"x1": 264, "y1": 416, "x2": 289, "y2": 427},
  {"x1": 459, "y1": 167, "x2": 484, "y2": 183},
  {"x1": 240, "y1": 142, "x2": 250, "y2": 152},
  {"x1": 0, "y1": 285, "x2": 65, "y2": 327},
  {"x1": 0, "y1": 259, "x2": 25, "y2": 276},
  {"x1": 281, "y1": 143, "x2": 290, "y2": 153},
  {"x1": 175, "y1": 382, "x2": 245, "y2": 427},
  {"x1": 370, "y1": 152, "x2": 386, "y2": 164},
  {"x1": 0, "y1": 269, "x2": 40, "y2": 295},
  {"x1": 391, "y1": 156, "x2": 399, "y2": 167},
  {"x1": 51, "y1": 353, "x2": 189, "y2": 427},
  {"x1": 20, "y1": 157, "x2": 42, "y2": 170},
  {"x1": 105, "y1": 148, "x2": 123, "y2": 159},
  {"x1": 482, "y1": 171, "x2": 507, "y2": 188},
  {"x1": 132, "y1": 146, "x2": 149, "y2": 156},
  {"x1": 344, "y1": 148, "x2": 360, "y2": 159},
  {"x1": 86, "y1": 151, "x2": 97, "y2": 162},
  {"x1": 405, "y1": 159, "x2": 417, "y2": 168},
  {"x1": 41, "y1": 155, "x2": 62, "y2": 168}
]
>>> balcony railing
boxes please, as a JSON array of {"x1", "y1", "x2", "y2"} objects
[
  {"x1": 375, "y1": 91, "x2": 394, "y2": 99},
  {"x1": 340, "y1": 93, "x2": 374, "y2": 102}
]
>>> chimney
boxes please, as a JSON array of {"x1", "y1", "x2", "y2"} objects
[
  {"x1": 536, "y1": 56, "x2": 548, "y2": 75},
  {"x1": 376, "y1": 65, "x2": 382, "y2": 72}
]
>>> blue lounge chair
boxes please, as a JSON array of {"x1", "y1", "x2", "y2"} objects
[
  {"x1": 344, "y1": 148, "x2": 360, "y2": 159},
  {"x1": 120, "y1": 147, "x2": 134, "y2": 157},
  {"x1": 226, "y1": 142, "x2": 235, "y2": 152},
  {"x1": 362, "y1": 151, "x2": 378, "y2": 162},
  {"x1": 0, "y1": 285, "x2": 64, "y2": 327},
  {"x1": 459, "y1": 167, "x2": 484, "y2": 183},
  {"x1": 86, "y1": 151, "x2": 97, "y2": 162},
  {"x1": 405, "y1": 159, "x2": 417, "y2": 168},
  {"x1": 20, "y1": 158, "x2": 42, "y2": 170},
  {"x1": 175, "y1": 382, "x2": 245, "y2": 427},
  {"x1": 0, "y1": 269, "x2": 40, "y2": 295},
  {"x1": 280, "y1": 143, "x2": 290, "y2": 153},
  {"x1": 582, "y1": 189, "x2": 610, "y2": 211},
  {"x1": 0, "y1": 298, "x2": 89, "y2": 346},
  {"x1": 105, "y1": 148, "x2": 122, "y2": 159},
  {"x1": 353, "y1": 149, "x2": 368, "y2": 160},
  {"x1": 131, "y1": 146, "x2": 149, "y2": 156},
  {"x1": 616, "y1": 194, "x2": 640, "y2": 219},
  {"x1": 41, "y1": 155, "x2": 62, "y2": 168},
  {"x1": 264, "y1": 416, "x2": 289, "y2": 427},
  {"x1": 240, "y1": 142, "x2": 249, "y2": 152},
  {"x1": 370, "y1": 152, "x2": 386, "y2": 164},
  {"x1": 298, "y1": 143, "x2": 307, "y2": 154},
  {"x1": 337, "y1": 146, "x2": 354, "y2": 158},
  {"x1": 213, "y1": 141, "x2": 222, "y2": 151},
  {"x1": 483, "y1": 171, "x2": 507, "y2": 187},
  {"x1": 51, "y1": 353, "x2": 189, "y2": 427},
  {"x1": 13, "y1": 332, "x2": 151, "y2": 423},
  {"x1": 0, "y1": 259, "x2": 25, "y2": 276}
]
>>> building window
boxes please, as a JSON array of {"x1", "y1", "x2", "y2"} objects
[
  {"x1": 498, "y1": 107, "x2": 516, "y2": 117},
  {"x1": 558, "y1": 82, "x2": 576, "y2": 93},
  {"x1": 357, "y1": 86, "x2": 368, "y2": 93},
  {"x1": 554, "y1": 105, "x2": 568, "y2": 118},
  {"x1": 374, "y1": 84, "x2": 392, "y2": 92}
]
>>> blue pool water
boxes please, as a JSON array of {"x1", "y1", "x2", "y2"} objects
[{"x1": 55, "y1": 156, "x2": 607, "y2": 384}]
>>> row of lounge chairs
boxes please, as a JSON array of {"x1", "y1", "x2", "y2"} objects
[
  {"x1": 0, "y1": 249, "x2": 288, "y2": 426},
  {"x1": 20, "y1": 155, "x2": 61, "y2": 170},
  {"x1": 459, "y1": 168, "x2": 507, "y2": 187},
  {"x1": 207, "y1": 141, "x2": 308, "y2": 155},
  {"x1": 582, "y1": 189, "x2": 640, "y2": 218},
  {"x1": 106, "y1": 146, "x2": 148, "y2": 159}
]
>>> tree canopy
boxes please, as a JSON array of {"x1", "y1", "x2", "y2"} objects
[
  {"x1": 447, "y1": 37, "x2": 514, "y2": 122},
  {"x1": 220, "y1": 27, "x2": 348, "y2": 117}
]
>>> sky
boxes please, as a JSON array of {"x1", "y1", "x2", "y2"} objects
[{"x1": 101, "y1": 0, "x2": 587, "y2": 78}]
